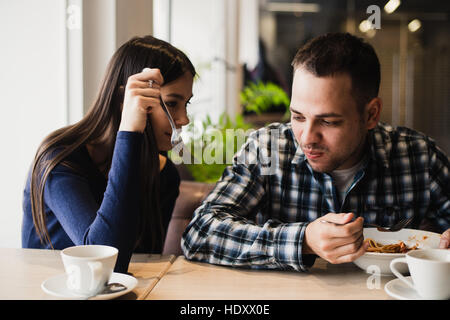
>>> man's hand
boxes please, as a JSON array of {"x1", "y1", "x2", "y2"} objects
[
  {"x1": 439, "y1": 228, "x2": 450, "y2": 249},
  {"x1": 303, "y1": 212, "x2": 368, "y2": 264}
]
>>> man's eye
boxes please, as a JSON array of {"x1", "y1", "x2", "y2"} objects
[
  {"x1": 293, "y1": 116, "x2": 305, "y2": 121},
  {"x1": 321, "y1": 120, "x2": 340, "y2": 126}
]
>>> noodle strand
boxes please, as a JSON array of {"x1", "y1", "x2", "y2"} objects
[{"x1": 364, "y1": 238, "x2": 418, "y2": 253}]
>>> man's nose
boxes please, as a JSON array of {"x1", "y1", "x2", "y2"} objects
[{"x1": 301, "y1": 121, "x2": 321, "y2": 147}]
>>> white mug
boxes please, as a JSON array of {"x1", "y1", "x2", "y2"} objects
[
  {"x1": 390, "y1": 249, "x2": 450, "y2": 300},
  {"x1": 61, "y1": 245, "x2": 118, "y2": 297}
]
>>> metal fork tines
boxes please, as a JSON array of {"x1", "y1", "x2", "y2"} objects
[
  {"x1": 159, "y1": 97, "x2": 183, "y2": 146},
  {"x1": 365, "y1": 217, "x2": 414, "y2": 232}
]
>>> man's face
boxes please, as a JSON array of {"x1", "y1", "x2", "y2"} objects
[{"x1": 290, "y1": 68, "x2": 370, "y2": 173}]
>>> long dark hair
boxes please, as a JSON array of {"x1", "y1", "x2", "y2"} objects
[{"x1": 30, "y1": 35, "x2": 196, "y2": 250}]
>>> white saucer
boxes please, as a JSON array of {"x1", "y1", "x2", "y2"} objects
[
  {"x1": 41, "y1": 272, "x2": 137, "y2": 300},
  {"x1": 384, "y1": 277, "x2": 422, "y2": 300}
]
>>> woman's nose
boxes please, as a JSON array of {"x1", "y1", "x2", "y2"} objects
[{"x1": 174, "y1": 109, "x2": 190, "y2": 128}]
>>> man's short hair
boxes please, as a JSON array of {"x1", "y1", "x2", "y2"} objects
[{"x1": 291, "y1": 32, "x2": 381, "y2": 112}]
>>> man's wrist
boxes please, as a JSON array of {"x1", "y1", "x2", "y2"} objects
[
  {"x1": 299, "y1": 223, "x2": 317, "y2": 269},
  {"x1": 302, "y1": 241, "x2": 314, "y2": 254},
  {"x1": 302, "y1": 224, "x2": 315, "y2": 255}
]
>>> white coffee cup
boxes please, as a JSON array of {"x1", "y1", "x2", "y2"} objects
[
  {"x1": 390, "y1": 249, "x2": 450, "y2": 300},
  {"x1": 61, "y1": 245, "x2": 118, "y2": 297}
]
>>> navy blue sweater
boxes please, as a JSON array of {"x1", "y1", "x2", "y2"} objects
[{"x1": 22, "y1": 131, "x2": 180, "y2": 272}]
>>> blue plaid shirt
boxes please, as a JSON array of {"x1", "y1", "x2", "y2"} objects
[{"x1": 181, "y1": 122, "x2": 450, "y2": 271}]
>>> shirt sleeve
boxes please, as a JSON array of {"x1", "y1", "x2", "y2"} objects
[
  {"x1": 44, "y1": 131, "x2": 143, "y2": 272},
  {"x1": 181, "y1": 131, "x2": 316, "y2": 271},
  {"x1": 428, "y1": 141, "x2": 450, "y2": 232}
]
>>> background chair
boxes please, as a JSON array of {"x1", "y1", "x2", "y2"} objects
[{"x1": 162, "y1": 180, "x2": 215, "y2": 255}]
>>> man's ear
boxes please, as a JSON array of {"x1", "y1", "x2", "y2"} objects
[{"x1": 365, "y1": 97, "x2": 382, "y2": 130}]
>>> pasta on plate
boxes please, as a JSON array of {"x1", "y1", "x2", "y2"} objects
[{"x1": 365, "y1": 238, "x2": 419, "y2": 253}]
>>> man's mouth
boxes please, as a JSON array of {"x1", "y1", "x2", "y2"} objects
[
  {"x1": 303, "y1": 148, "x2": 325, "y2": 160},
  {"x1": 305, "y1": 152, "x2": 323, "y2": 159}
]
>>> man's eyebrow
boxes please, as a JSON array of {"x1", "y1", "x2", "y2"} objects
[
  {"x1": 289, "y1": 107, "x2": 301, "y2": 114},
  {"x1": 315, "y1": 113, "x2": 343, "y2": 118},
  {"x1": 289, "y1": 108, "x2": 343, "y2": 118}
]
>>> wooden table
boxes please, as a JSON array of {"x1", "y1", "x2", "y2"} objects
[
  {"x1": 145, "y1": 256, "x2": 395, "y2": 300},
  {"x1": 0, "y1": 248, "x2": 174, "y2": 300},
  {"x1": 1, "y1": 248, "x2": 396, "y2": 300}
]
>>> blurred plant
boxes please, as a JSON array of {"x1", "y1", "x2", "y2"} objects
[
  {"x1": 169, "y1": 81, "x2": 291, "y2": 183},
  {"x1": 169, "y1": 113, "x2": 254, "y2": 183},
  {"x1": 240, "y1": 81, "x2": 290, "y2": 119}
]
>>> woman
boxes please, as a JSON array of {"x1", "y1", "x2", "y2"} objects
[{"x1": 22, "y1": 35, "x2": 195, "y2": 273}]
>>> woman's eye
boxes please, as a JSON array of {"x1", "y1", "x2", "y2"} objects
[{"x1": 163, "y1": 101, "x2": 177, "y2": 108}]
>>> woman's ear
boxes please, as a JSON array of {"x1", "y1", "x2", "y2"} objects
[{"x1": 365, "y1": 97, "x2": 382, "y2": 130}]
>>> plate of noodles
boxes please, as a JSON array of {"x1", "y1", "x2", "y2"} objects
[{"x1": 353, "y1": 228, "x2": 441, "y2": 276}]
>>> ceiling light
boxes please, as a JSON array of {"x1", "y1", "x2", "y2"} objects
[
  {"x1": 408, "y1": 19, "x2": 422, "y2": 32},
  {"x1": 359, "y1": 20, "x2": 372, "y2": 33},
  {"x1": 384, "y1": 0, "x2": 401, "y2": 14}
]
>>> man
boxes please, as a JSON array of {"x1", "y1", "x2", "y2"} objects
[{"x1": 181, "y1": 33, "x2": 449, "y2": 271}]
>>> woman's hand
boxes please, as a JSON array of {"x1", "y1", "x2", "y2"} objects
[
  {"x1": 119, "y1": 68, "x2": 164, "y2": 133},
  {"x1": 303, "y1": 212, "x2": 368, "y2": 264}
]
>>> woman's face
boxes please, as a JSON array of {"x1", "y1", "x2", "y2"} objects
[{"x1": 150, "y1": 71, "x2": 193, "y2": 151}]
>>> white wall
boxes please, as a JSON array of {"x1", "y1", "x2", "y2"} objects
[
  {"x1": 82, "y1": 0, "x2": 116, "y2": 114},
  {"x1": 83, "y1": 0, "x2": 153, "y2": 114},
  {"x1": 169, "y1": 0, "x2": 227, "y2": 125},
  {"x1": 165, "y1": 0, "x2": 257, "y2": 125},
  {"x1": 0, "y1": 0, "x2": 67, "y2": 247}
]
